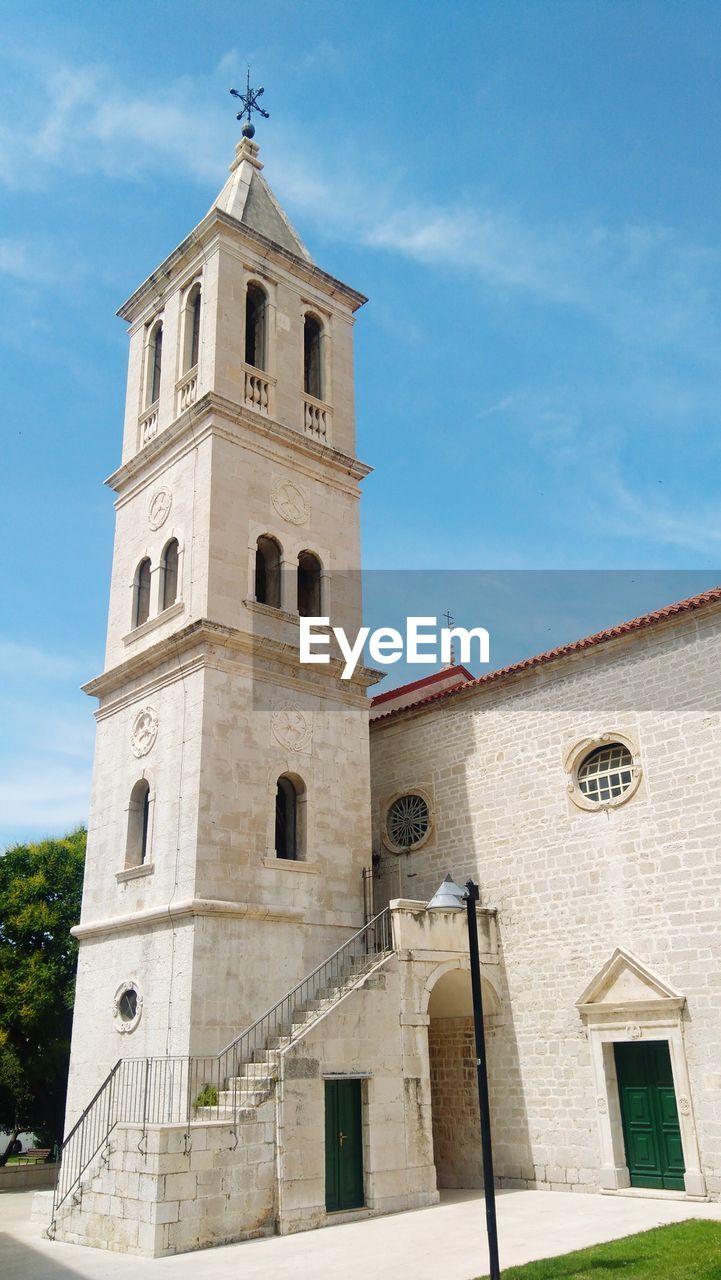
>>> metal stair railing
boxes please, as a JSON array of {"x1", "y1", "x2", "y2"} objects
[{"x1": 52, "y1": 906, "x2": 392, "y2": 1219}]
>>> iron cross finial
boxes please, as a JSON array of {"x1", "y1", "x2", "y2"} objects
[
  {"x1": 442, "y1": 610, "x2": 457, "y2": 667},
  {"x1": 230, "y1": 69, "x2": 270, "y2": 140}
]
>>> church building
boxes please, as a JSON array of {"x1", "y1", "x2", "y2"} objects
[{"x1": 44, "y1": 119, "x2": 721, "y2": 1257}]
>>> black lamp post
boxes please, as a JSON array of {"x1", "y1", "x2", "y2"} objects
[{"x1": 427, "y1": 874, "x2": 501, "y2": 1280}]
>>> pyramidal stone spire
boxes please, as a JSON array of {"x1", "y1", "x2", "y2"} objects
[{"x1": 211, "y1": 136, "x2": 312, "y2": 262}]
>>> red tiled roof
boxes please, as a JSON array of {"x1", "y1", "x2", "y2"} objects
[
  {"x1": 370, "y1": 664, "x2": 474, "y2": 707},
  {"x1": 370, "y1": 585, "x2": 721, "y2": 725}
]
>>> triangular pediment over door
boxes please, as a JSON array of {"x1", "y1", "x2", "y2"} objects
[{"x1": 576, "y1": 947, "x2": 685, "y2": 1017}]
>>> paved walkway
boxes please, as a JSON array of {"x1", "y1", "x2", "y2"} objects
[{"x1": 2, "y1": 1187, "x2": 721, "y2": 1279}]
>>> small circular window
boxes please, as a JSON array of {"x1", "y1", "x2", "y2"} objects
[
  {"x1": 385, "y1": 793, "x2": 431, "y2": 852},
  {"x1": 113, "y1": 981, "x2": 142, "y2": 1034},
  {"x1": 577, "y1": 743, "x2": 634, "y2": 804},
  {"x1": 118, "y1": 988, "x2": 138, "y2": 1022}
]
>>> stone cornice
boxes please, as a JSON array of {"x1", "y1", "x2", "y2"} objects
[
  {"x1": 72, "y1": 894, "x2": 365, "y2": 940},
  {"x1": 83, "y1": 617, "x2": 382, "y2": 705},
  {"x1": 105, "y1": 392, "x2": 372, "y2": 497},
  {"x1": 117, "y1": 207, "x2": 367, "y2": 324},
  {"x1": 72, "y1": 896, "x2": 305, "y2": 940},
  {"x1": 577, "y1": 998, "x2": 686, "y2": 1018}
]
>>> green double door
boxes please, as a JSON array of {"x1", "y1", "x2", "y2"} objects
[
  {"x1": 614, "y1": 1041, "x2": 685, "y2": 1190},
  {"x1": 325, "y1": 1079, "x2": 364, "y2": 1212}
]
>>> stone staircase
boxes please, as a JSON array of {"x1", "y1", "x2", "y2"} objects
[
  {"x1": 50, "y1": 908, "x2": 394, "y2": 1226},
  {"x1": 196, "y1": 950, "x2": 390, "y2": 1119}
]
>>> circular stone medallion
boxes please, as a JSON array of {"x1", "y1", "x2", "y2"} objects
[
  {"x1": 148, "y1": 487, "x2": 172, "y2": 530},
  {"x1": 272, "y1": 478, "x2": 310, "y2": 526},
  {"x1": 130, "y1": 705, "x2": 159, "y2": 758},
  {"x1": 271, "y1": 704, "x2": 312, "y2": 753}
]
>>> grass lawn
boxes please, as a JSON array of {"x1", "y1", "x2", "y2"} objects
[{"x1": 478, "y1": 1219, "x2": 721, "y2": 1279}]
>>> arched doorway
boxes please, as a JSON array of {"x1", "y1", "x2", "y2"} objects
[{"x1": 427, "y1": 966, "x2": 498, "y2": 1189}]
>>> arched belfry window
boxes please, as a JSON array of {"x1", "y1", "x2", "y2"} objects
[
  {"x1": 255, "y1": 536, "x2": 281, "y2": 609},
  {"x1": 275, "y1": 774, "x2": 305, "y2": 860},
  {"x1": 134, "y1": 558, "x2": 152, "y2": 628},
  {"x1": 126, "y1": 779, "x2": 151, "y2": 868},
  {"x1": 304, "y1": 314, "x2": 323, "y2": 400},
  {"x1": 161, "y1": 539, "x2": 179, "y2": 610},
  {"x1": 297, "y1": 551, "x2": 322, "y2": 618},
  {"x1": 183, "y1": 283, "x2": 202, "y2": 372},
  {"x1": 245, "y1": 283, "x2": 267, "y2": 371},
  {"x1": 147, "y1": 321, "x2": 163, "y2": 406}
]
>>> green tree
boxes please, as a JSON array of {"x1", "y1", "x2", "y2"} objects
[{"x1": 0, "y1": 828, "x2": 85, "y2": 1164}]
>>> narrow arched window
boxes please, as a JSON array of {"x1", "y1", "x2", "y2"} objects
[
  {"x1": 148, "y1": 322, "x2": 163, "y2": 405},
  {"x1": 134, "y1": 558, "x2": 151, "y2": 628},
  {"x1": 162, "y1": 539, "x2": 179, "y2": 610},
  {"x1": 245, "y1": 283, "x2": 267, "y2": 370},
  {"x1": 183, "y1": 283, "x2": 201, "y2": 372},
  {"x1": 297, "y1": 551, "x2": 322, "y2": 617},
  {"x1": 255, "y1": 536, "x2": 281, "y2": 608},
  {"x1": 126, "y1": 779, "x2": 151, "y2": 868},
  {"x1": 275, "y1": 775, "x2": 305, "y2": 860},
  {"x1": 304, "y1": 314, "x2": 323, "y2": 400}
]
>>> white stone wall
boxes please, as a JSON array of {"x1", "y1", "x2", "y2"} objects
[
  {"x1": 65, "y1": 924, "x2": 195, "y2": 1131},
  {"x1": 58, "y1": 909, "x2": 504, "y2": 1254},
  {"x1": 370, "y1": 605, "x2": 721, "y2": 1196},
  {"x1": 68, "y1": 148, "x2": 373, "y2": 1217},
  {"x1": 104, "y1": 437, "x2": 212, "y2": 671},
  {"x1": 66, "y1": 657, "x2": 207, "y2": 1127},
  {"x1": 275, "y1": 957, "x2": 438, "y2": 1234},
  {"x1": 54, "y1": 1110, "x2": 276, "y2": 1257}
]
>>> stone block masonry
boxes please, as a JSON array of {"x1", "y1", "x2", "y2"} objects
[
  {"x1": 371, "y1": 601, "x2": 721, "y2": 1199},
  {"x1": 54, "y1": 1108, "x2": 276, "y2": 1257}
]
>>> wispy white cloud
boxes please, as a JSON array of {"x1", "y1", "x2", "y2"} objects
[
  {"x1": 0, "y1": 639, "x2": 88, "y2": 682},
  {"x1": 266, "y1": 140, "x2": 721, "y2": 362},
  {"x1": 2, "y1": 52, "x2": 719, "y2": 365},
  {"x1": 3, "y1": 52, "x2": 720, "y2": 569},
  {"x1": 0, "y1": 57, "x2": 226, "y2": 189},
  {"x1": 586, "y1": 472, "x2": 721, "y2": 558}
]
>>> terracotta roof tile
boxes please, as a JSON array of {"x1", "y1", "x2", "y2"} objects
[{"x1": 370, "y1": 585, "x2": 721, "y2": 725}]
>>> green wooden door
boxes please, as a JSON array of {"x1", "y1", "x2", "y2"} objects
[
  {"x1": 325, "y1": 1079, "x2": 364, "y2": 1212},
  {"x1": 614, "y1": 1041, "x2": 686, "y2": 1190}
]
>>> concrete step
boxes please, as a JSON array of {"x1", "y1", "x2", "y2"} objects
[
  {"x1": 235, "y1": 1062, "x2": 274, "y2": 1079},
  {"x1": 218, "y1": 1088, "x2": 271, "y2": 1108},
  {"x1": 193, "y1": 1105, "x2": 238, "y2": 1121},
  {"x1": 296, "y1": 999, "x2": 323, "y2": 1015},
  {"x1": 224, "y1": 1074, "x2": 274, "y2": 1094},
  {"x1": 251, "y1": 1047, "x2": 282, "y2": 1065}
]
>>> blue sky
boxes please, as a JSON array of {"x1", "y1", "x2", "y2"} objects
[{"x1": 2, "y1": 1, "x2": 721, "y2": 844}]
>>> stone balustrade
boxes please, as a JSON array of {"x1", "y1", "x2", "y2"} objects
[
  {"x1": 138, "y1": 402, "x2": 159, "y2": 448},
  {"x1": 243, "y1": 365, "x2": 274, "y2": 415},
  {"x1": 303, "y1": 394, "x2": 331, "y2": 442},
  {"x1": 176, "y1": 366, "x2": 198, "y2": 414}
]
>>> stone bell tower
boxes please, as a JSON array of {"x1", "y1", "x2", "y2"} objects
[{"x1": 65, "y1": 127, "x2": 375, "y2": 1126}]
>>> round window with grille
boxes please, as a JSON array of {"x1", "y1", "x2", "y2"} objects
[
  {"x1": 385, "y1": 793, "x2": 431, "y2": 851},
  {"x1": 577, "y1": 742, "x2": 634, "y2": 804}
]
